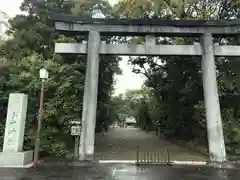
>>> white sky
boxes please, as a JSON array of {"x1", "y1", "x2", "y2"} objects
[
  {"x1": 0, "y1": 0, "x2": 145, "y2": 96},
  {"x1": 0, "y1": 0, "x2": 23, "y2": 17}
]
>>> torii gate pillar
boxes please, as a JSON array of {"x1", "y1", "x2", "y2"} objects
[
  {"x1": 200, "y1": 32, "x2": 227, "y2": 166},
  {"x1": 79, "y1": 31, "x2": 100, "y2": 160}
]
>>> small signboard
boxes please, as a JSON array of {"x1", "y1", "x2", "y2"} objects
[{"x1": 71, "y1": 126, "x2": 81, "y2": 136}]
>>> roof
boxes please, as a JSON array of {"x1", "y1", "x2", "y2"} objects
[{"x1": 51, "y1": 13, "x2": 240, "y2": 27}]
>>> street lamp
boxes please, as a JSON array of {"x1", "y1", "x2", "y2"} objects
[{"x1": 33, "y1": 68, "x2": 49, "y2": 168}]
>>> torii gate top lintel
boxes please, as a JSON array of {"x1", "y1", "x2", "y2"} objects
[
  {"x1": 53, "y1": 13, "x2": 230, "y2": 165},
  {"x1": 52, "y1": 13, "x2": 240, "y2": 36}
]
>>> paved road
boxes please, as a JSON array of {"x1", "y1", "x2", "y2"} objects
[
  {"x1": 0, "y1": 127, "x2": 239, "y2": 179},
  {"x1": 0, "y1": 163, "x2": 239, "y2": 180},
  {"x1": 94, "y1": 127, "x2": 207, "y2": 161}
]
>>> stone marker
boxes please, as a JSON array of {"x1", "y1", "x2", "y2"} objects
[{"x1": 0, "y1": 93, "x2": 33, "y2": 167}]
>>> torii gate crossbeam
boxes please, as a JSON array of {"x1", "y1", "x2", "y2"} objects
[{"x1": 52, "y1": 14, "x2": 240, "y2": 168}]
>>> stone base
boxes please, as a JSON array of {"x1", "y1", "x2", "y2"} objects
[
  {"x1": 0, "y1": 151, "x2": 33, "y2": 168},
  {"x1": 79, "y1": 153, "x2": 94, "y2": 161},
  {"x1": 207, "y1": 161, "x2": 236, "y2": 169}
]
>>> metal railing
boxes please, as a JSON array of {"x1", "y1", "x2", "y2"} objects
[{"x1": 136, "y1": 147, "x2": 171, "y2": 165}]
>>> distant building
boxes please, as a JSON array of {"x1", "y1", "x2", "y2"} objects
[
  {"x1": 0, "y1": 10, "x2": 10, "y2": 40},
  {"x1": 124, "y1": 116, "x2": 136, "y2": 127}
]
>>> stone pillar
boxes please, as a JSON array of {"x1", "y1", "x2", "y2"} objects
[
  {"x1": 79, "y1": 40, "x2": 91, "y2": 160},
  {"x1": 200, "y1": 32, "x2": 227, "y2": 164},
  {"x1": 0, "y1": 93, "x2": 33, "y2": 167},
  {"x1": 3, "y1": 93, "x2": 28, "y2": 152},
  {"x1": 79, "y1": 31, "x2": 100, "y2": 160}
]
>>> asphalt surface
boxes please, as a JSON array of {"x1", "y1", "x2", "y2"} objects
[
  {"x1": 0, "y1": 163, "x2": 239, "y2": 180},
  {"x1": 0, "y1": 127, "x2": 239, "y2": 179}
]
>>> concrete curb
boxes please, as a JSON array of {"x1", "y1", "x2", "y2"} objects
[
  {"x1": 99, "y1": 160, "x2": 238, "y2": 169},
  {"x1": 0, "y1": 163, "x2": 33, "y2": 168},
  {"x1": 99, "y1": 160, "x2": 207, "y2": 166},
  {"x1": 171, "y1": 160, "x2": 206, "y2": 165},
  {"x1": 99, "y1": 160, "x2": 136, "y2": 164},
  {"x1": 0, "y1": 160, "x2": 43, "y2": 168}
]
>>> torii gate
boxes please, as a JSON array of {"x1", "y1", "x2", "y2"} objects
[{"x1": 53, "y1": 14, "x2": 240, "y2": 166}]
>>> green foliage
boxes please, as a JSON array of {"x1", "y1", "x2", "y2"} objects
[
  {"x1": 0, "y1": 0, "x2": 120, "y2": 156},
  {"x1": 113, "y1": 0, "x2": 240, "y2": 155},
  {"x1": 1, "y1": 0, "x2": 240, "y2": 158}
]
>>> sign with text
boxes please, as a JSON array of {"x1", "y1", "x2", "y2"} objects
[
  {"x1": 71, "y1": 126, "x2": 81, "y2": 136},
  {"x1": 2, "y1": 94, "x2": 28, "y2": 152}
]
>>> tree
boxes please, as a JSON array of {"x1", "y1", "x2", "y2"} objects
[
  {"x1": 0, "y1": 0, "x2": 120, "y2": 156},
  {"x1": 111, "y1": 88, "x2": 155, "y2": 129},
  {"x1": 112, "y1": 0, "x2": 240, "y2": 155}
]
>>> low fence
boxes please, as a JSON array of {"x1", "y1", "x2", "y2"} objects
[{"x1": 136, "y1": 147, "x2": 171, "y2": 165}]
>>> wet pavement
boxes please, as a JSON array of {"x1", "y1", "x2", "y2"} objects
[
  {"x1": 0, "y1": 162, "x2": 239, "y2": 180},
  {"x1": 0, "y1": 128, "x2": 239, "y2": 179},
  {"x1": 94, "y1": 127, "x2": 207, "y2": 161}
]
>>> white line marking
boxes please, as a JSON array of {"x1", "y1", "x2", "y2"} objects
[
  {"x1": 0, "y1": 160, "x2": 44, "y2": 168},
  {"x1": 171, "y1": 161, "x2": 207, "y2": 165},
  {"x1": 99, "y1": 160, "x2": 136, "y2": 164},
  {"x1": 99, "y1": 160, "x2": 207, "y2": 165}
]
